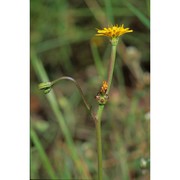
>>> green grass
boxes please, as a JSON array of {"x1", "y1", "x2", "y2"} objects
[{"x1": 30, "y1": 0, "x2": 150, "y2": 179}]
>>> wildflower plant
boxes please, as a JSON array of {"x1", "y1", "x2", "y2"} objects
[{"x1": 38, "y1": 24, "x2": 133, "y2": 180}]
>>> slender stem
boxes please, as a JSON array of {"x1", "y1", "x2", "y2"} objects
[
  {"x1": 107, "y1": 44, "x2": 117, "y2": 94},
  {"x1": 52, "y1": 76, "x2": 91, "y2": 111},
  {"x1": 96, "y1": 105, "x2": 104, "y2": 180},
  {"x1": 95, "y1": 42, "x2": 117, "y2": 180},
  {"x1": 51, "y1": 76, "x2": 97, "y2": 123}
]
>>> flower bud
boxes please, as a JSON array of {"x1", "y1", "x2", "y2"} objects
[
  {"x1": 38, "y1": 82, "x2": 52, "y2": 94},
  {"x1": 95, "y1": 81, "x2": 109, "y2": 105}
]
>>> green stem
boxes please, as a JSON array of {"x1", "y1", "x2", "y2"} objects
[
  {"x1": 96, "y1": 105, "x2": 104, "y2": 180},
  {"x1": 52, "y1": 76, "x2": 97, "y2": 123},
  {"x1": 107, "y1": 43, "x2": 117, "y2": 93},
  {"x1": 95, "y1": 41, "x2": 117, "y2": 180},
  {"x1": 52, "y1": 76, "x2": 91, "y2": 112}
]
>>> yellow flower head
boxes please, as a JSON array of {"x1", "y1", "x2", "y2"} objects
[{"x1": 96, "y1": 24, "x2": 133, "y2": 38}]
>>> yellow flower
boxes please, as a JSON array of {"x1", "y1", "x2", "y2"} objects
[{"x1": 96, "y1": 24, "x2": 133, "y2": 38}]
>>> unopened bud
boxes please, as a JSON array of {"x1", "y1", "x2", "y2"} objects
[{"x1": 38, "y1": 82, "x2": 52, "y2": 94}]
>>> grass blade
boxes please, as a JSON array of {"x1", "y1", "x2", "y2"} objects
[
  {"x1": 30, "y1": 128, "x2": 57, "y2": 179},
  {"x1": 124, "y1": 1, "x2": 150, "y2": 29}
]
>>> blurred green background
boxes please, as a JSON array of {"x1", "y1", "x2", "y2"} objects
[{"x1": 30, "y1": 0, "x2": 150, "y2": 179}]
